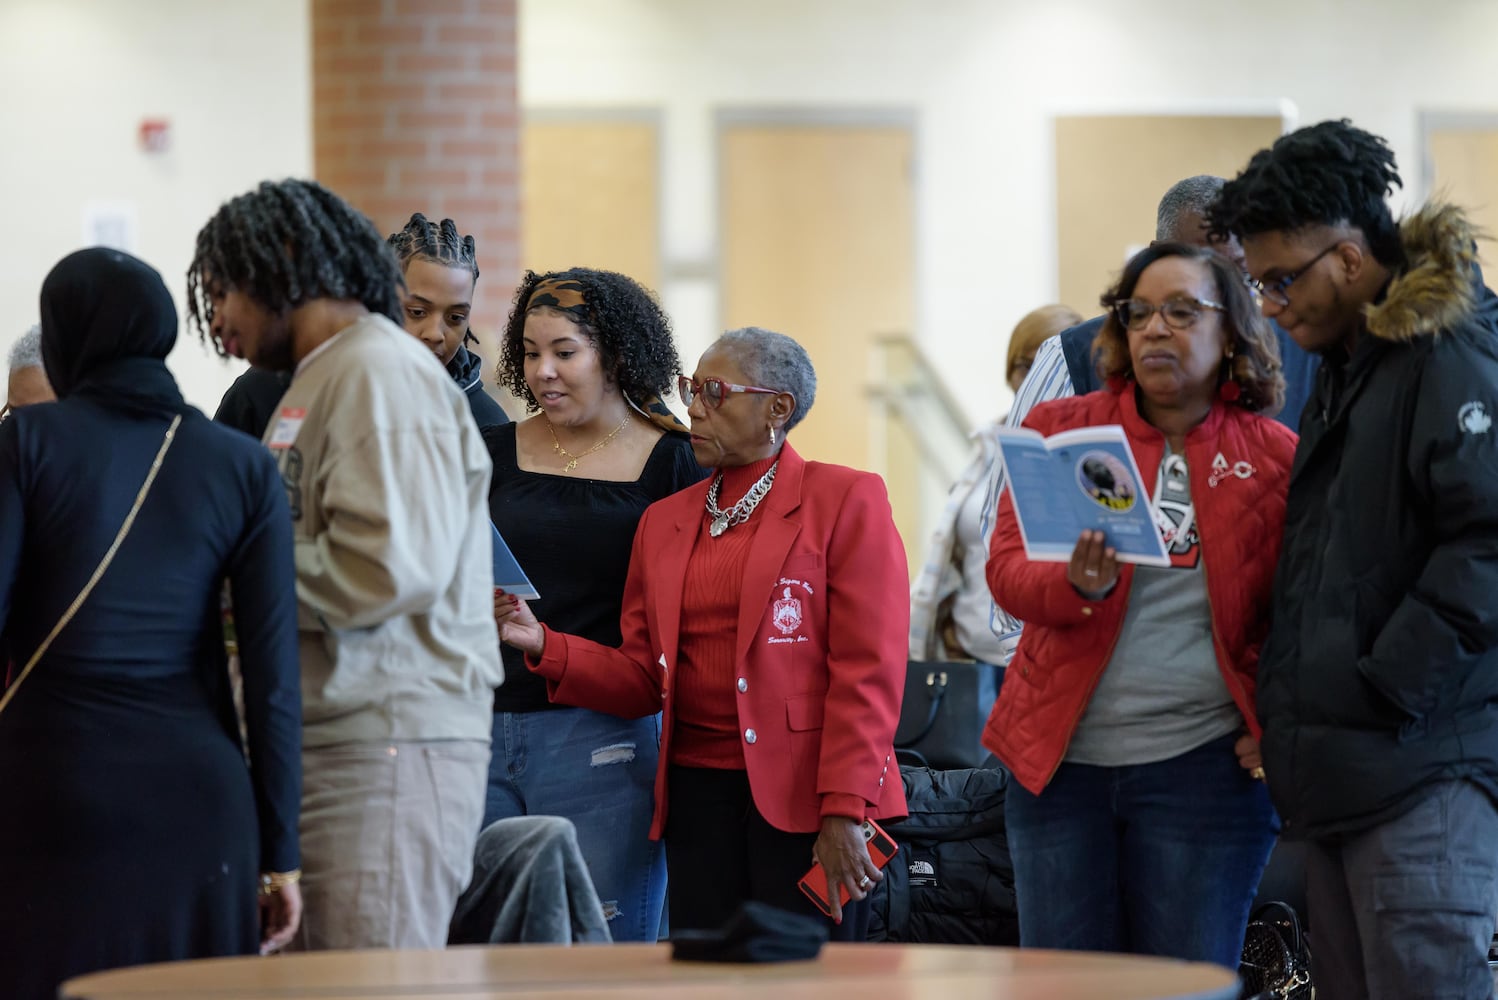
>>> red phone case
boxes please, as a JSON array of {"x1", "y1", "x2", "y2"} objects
[{"x1": 797, "y1": 818, "x2": 898, "y2": 919}]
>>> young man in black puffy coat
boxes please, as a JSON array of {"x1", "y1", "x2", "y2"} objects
[{"x1": 1210, "y1": 119, "x2": 1498, "y2": 1000}]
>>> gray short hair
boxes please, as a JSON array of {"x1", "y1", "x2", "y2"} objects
[
  {"x1": 9, "y1": 325, "x2": 43, "y2": 374},
  {"x1": 1156, "y1": 175, "x2": 1226, "y2": 242},
  {"x1": 714, "y1": 327, "x2": 817, "y2": 432}
]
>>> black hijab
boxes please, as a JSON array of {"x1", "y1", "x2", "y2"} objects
[{"x1": 38, "y1": 247, "x2": 191, "y2": 416}]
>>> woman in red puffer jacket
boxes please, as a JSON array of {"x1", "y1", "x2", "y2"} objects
[{"x1": 983, "y1": 242, "x2": 1296, "y2": 967}]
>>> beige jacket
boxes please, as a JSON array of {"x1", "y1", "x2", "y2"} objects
[{"x1": 265, "y1": 314, "x2": 502, "y2": 746}]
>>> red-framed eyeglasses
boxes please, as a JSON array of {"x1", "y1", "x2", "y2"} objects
[{"x1": 678, "y1": 375, "x2": 780, "y2": 409}]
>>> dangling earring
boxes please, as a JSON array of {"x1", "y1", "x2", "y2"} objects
[
  {"x1": 1219, "y1": 350, "x2": 1241, "y2": 402},
  {"x1": 768, "y1": 424, "x2": 777, "y2": 448}
]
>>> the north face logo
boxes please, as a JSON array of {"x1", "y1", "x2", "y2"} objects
[{"x1": 909, "y1": 860, "x2": 934, "y2": 876}]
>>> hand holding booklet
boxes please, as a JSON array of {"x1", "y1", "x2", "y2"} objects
[
  {"x1": 491, "y1": 522, "x2": 540, "y2": 600},
  {"x1": 995, "y1": 423, "x2": 1169, "y2": 567}
]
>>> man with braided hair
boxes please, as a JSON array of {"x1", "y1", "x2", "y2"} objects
[
  {"x1": 213, "y1": 213, "x2": 510, "y2": 437},
  {"x1": 189, "y1": 179, "x2": 504, "y2": 951},
  {"x1": 387, "y1": 212, "x2": 509, "y2": 431},
  {"x1": 1210, "y1": 120, "x2": 1498, "y2": 1000}
]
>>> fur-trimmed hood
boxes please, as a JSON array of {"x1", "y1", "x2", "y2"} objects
[{"x1": 1367, "y1": 203, "x2": 1488, "y2": 342}]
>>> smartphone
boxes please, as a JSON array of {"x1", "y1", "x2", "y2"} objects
[{"x1": 797, "y1": 818, "x2": 898, "y2": 919}]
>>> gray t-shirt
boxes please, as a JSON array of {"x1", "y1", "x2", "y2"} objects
[{"x1": 1064, "y1": 448, "x2": 1240, "y2": 766}]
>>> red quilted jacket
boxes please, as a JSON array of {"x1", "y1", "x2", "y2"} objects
[{"x1": 982, "y1": 385, "x2": 1297, "y2": 795}]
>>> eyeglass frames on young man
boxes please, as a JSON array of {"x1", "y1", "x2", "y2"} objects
[
  {"x1": 1250, "y1": 242, "x2": 1342, "y2": 307},
  {"x1": 1113, "y1": 297, "x2": 1226, "y2": 332},
  {"x1": 678, "y1": 375, "x2": 780, "y2": 409}
]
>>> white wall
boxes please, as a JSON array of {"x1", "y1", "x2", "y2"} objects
[
  {"x1": 0, "y1": 0, "x2": 310, "y2": 411},
  {"x1": 519, "y1": 0, "x2": 1498, "y2": 426},
  {"x1": 6, "y1": 0, "x2": 1497, "y2": 423}
]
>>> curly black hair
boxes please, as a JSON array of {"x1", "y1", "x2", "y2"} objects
[
  {"x1": 497, "y1": 268, "x2": 683, "y2": 410},
  {"x1": 1206, "y1": 119, "x2": 1406, "y2": 268},
  {"x1": 186, "y1": 179, "x2": 403, "y2": 355},
  {"x1": 388, "y1": 212, "x2": 481, "y2": 348}
]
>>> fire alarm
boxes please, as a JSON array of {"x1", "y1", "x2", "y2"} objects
[{"x1": 139, "y1": 119, "x2": 171, "y2": 154}]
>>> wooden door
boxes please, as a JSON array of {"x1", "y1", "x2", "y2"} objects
[
  {"x1": 1427, "y1": 122, "x2": 1498, "y2": 273},
  {"x1": 720, "y1": 121, "x2": 918, "y2": 569},
  {"x1": 1054, "y1": 115, "x2": 1285, "y2": 311},
  {"x1": 522, "y1": 117, "x2": 660, "y2": 288}
]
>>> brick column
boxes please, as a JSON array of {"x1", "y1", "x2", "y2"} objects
[{"x1": 311, "y1": 0, "x2": 519, "y2": 338}]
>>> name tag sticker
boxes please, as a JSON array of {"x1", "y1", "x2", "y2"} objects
[{"x1": 268, "y1": 407, "x2": 307, "y2": 450}]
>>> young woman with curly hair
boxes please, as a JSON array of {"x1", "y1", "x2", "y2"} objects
[{"x1": 482, "y1": 268, "x2": 705, "y2": 941}]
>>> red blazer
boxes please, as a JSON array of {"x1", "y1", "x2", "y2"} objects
[
  {"x1": 982, "y1": 386, "x2": 1297, "y2": 795},
  {"x1": 529, "y1": 443, "x2": 910, "y2": 836}
]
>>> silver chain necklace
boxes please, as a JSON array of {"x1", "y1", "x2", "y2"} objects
[{"x1": 705, "y1": 462, "x2": 778, "y2": 537}]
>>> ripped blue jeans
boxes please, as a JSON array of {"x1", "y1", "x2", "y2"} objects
[{"x1": 482, "y1": 708, "x2": 666, "y2": 942}]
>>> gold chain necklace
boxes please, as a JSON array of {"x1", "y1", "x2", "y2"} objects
[{"x1": 546, "y1": 414, "x2": 631, "y2": 472}]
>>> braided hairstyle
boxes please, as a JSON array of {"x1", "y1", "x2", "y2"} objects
[
  {"x1": 497, "y1": 268, "x2": 682, "y2": 411},
  {"x1": 387, "y1": 213, "x2": 481, "y2": 348},
  {"x1": 187, "y1": 179, "x2": 404, "y2": 356},
  {"x1": 1206, "y1": 119, "x2": 1406, "y2": 268}
]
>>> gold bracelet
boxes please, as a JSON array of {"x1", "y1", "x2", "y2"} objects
[{"x1": 259, "y1": 869, "x2": 302, "y2": 896}]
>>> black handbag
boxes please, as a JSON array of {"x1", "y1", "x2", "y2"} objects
[
  {"x1": 1238, "y1": 900, "x2": 1312, "y2": 999},
  {"x1": 893, "y1": 660, "x2": 1000, "y2": 770}
]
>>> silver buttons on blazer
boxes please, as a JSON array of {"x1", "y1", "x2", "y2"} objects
[
  {"x1": 744, "y1": 729, "x2": 758, "y2": 744},
  {"x1": 737, "y1": 678, "x2": 748, "y2": 693}
]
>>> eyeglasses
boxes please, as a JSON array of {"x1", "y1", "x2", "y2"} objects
[
  {"x1": 678, "y1": 375, "x2": 779, "y2": 409},
  {"x1": 1250, "y1": 242, "x2": 1341, "y2": 306},
  {"x1": 1113, "y1": 297, "x2": 1225, "y2": 332}
]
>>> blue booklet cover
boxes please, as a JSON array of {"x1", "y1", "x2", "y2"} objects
[
  {"x1": 994, "y1": 424, "x2": 1170, "y2": 567},
  {"x1": 491, "y1": 522, "x2": 540, "y2": 600}
]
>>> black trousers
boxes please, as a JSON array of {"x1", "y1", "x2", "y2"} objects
[{"x1": 663, "y1": 765, "x2": 871, "y2": 941}]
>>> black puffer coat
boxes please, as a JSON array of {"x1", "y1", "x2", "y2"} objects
[
  {"x1": 1258, "y1": 205, "x2": 1498, "y2": 839},
  {"x1": 867, "y1": 765, "x2": 1017, "y2": 945}
]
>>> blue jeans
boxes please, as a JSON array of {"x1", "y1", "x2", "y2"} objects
[
  {"x1": 483, "y1": 708, "x2": 667, "y2": 942},
  {"x1": 1005, "y1": 732, "x2": 1277, "y2": 965}
]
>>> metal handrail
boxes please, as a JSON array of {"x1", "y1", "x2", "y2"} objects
[
  {"x1": 870, "y1": 333, "x2": 973, "y2": 439},
  {"x1": 866, "y1": 334, "x2": 978, "y2": 502}
]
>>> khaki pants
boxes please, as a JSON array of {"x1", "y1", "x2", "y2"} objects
[{"x1": 295, "y1": 739, "x2": 489, "y2": 950}]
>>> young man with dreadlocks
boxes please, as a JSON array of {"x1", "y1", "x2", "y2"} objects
[
  {"x1": 1210, "y1": 120, "x2": 1498, "y2": 1000},
  {"x1": 388, "y1": 212, "x2": 509, "y2": 431},
  {"x1": 189, "y1": 179, "x2": 504, "y2": 951},
  {"x1": 213, "y1": 213, "x2": 510, "y2": 438}
]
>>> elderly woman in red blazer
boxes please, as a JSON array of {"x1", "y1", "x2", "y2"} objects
[
  {"x1": 498, "y1": 327, "x2": 908, "y2": 938},
  {"x1": 984, "y1": 242, "x2": 1297, "y2": 967}
]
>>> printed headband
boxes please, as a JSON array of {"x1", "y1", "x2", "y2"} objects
[{"x1": 526, "y1": 277, "x2": 589, "y2": 320}]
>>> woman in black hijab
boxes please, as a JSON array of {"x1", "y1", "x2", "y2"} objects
[{"x1": 0, "y1": 249, "x2": 303, "y2": 997}]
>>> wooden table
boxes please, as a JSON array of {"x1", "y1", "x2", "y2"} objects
[{"x1": 63, "y1": 942, "x2": 1240, "y2": 999}]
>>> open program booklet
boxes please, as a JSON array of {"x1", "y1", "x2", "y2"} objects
[{"x1": 994, "y1": 423, "x2": 1170, "y2": 567}]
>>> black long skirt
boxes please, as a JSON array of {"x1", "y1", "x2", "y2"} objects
[{"x1": 0, "y1": 668, "x2": 259, "y2": 1000}]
